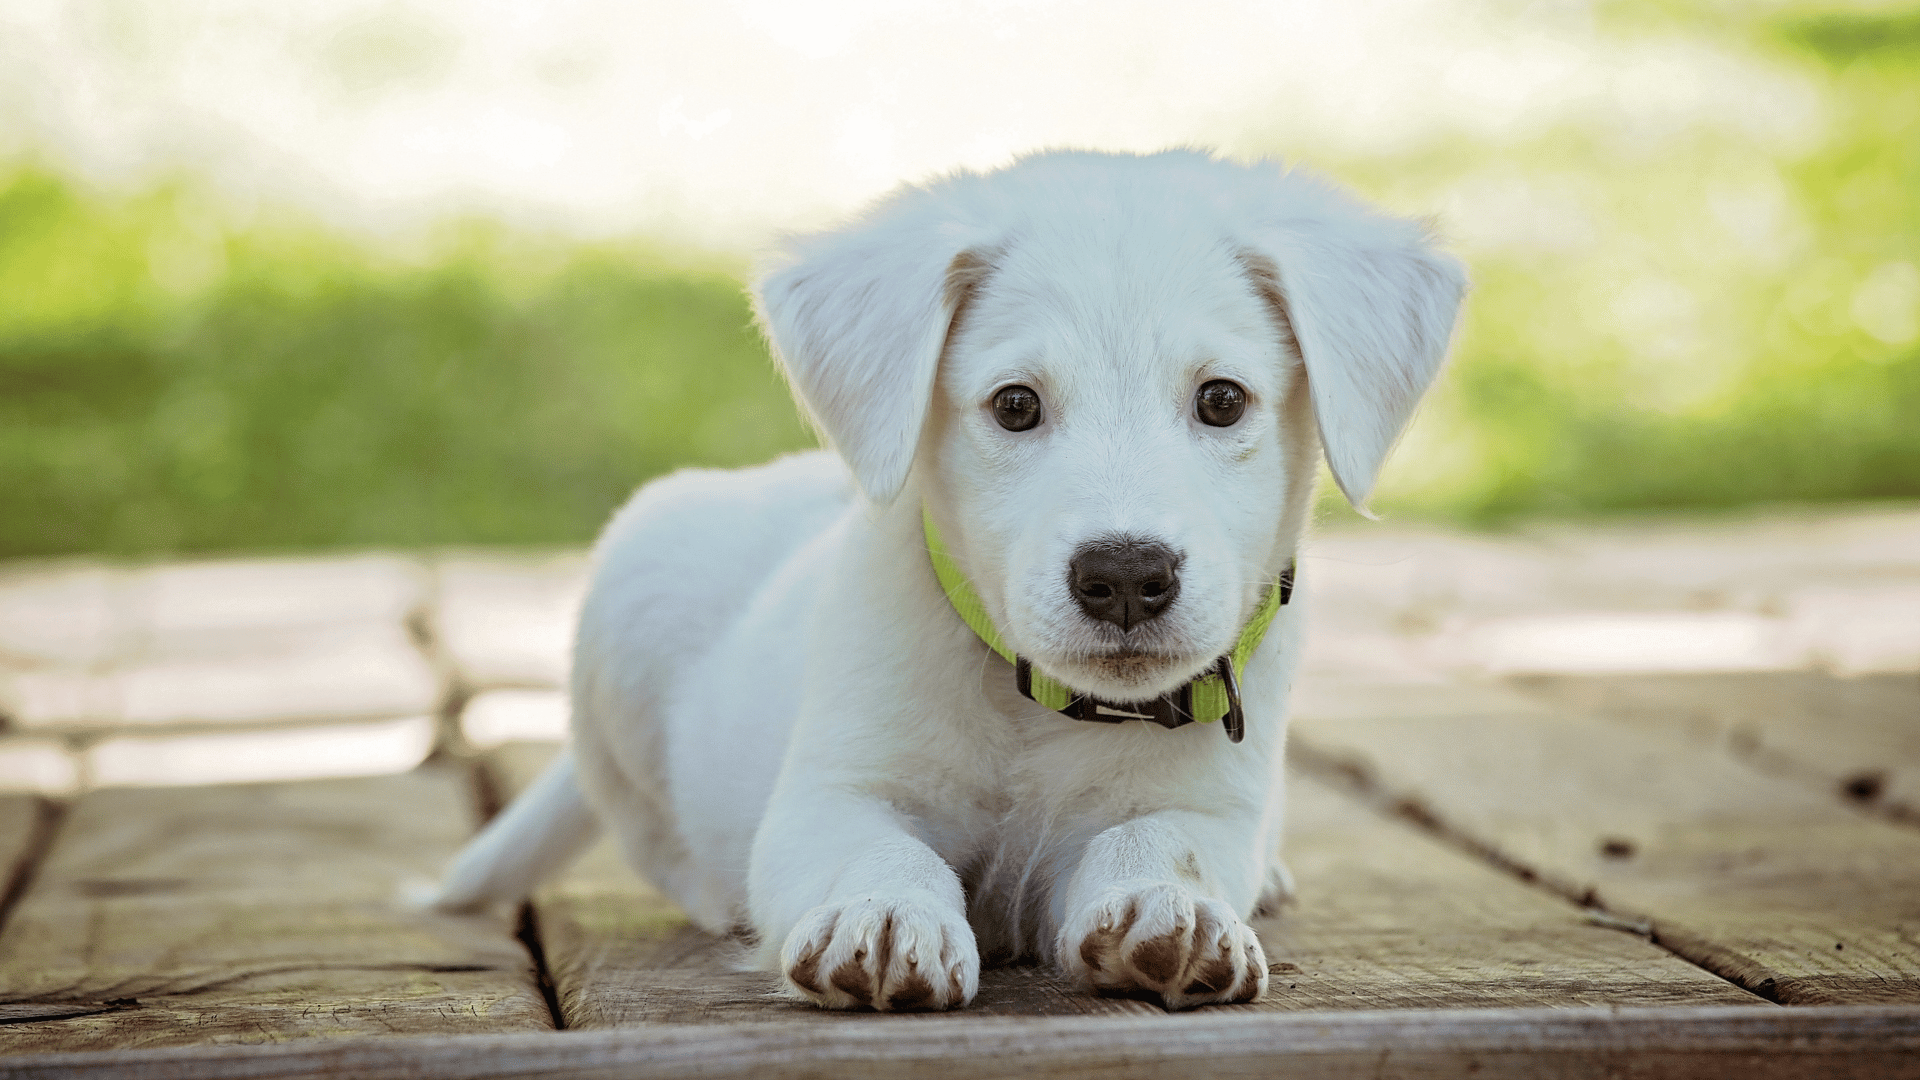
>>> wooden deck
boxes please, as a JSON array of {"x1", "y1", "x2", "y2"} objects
[{"x1": 1, "y1": 508, "x2": 1918, "y2": 1077}]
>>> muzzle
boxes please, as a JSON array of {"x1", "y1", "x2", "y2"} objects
[{"x1": 924, "y1": 509, "x2": 1292, "y2": 744}]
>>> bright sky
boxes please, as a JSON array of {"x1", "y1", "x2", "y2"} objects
[{"x1": 0, "y1": 0, "x2": 1819, "y2": 251}]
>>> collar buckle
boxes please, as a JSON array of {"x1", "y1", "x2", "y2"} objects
[{"x1": 1212, "y1": 654, "x2": 1246, "y2": 744}]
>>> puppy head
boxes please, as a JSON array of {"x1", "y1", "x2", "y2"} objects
[{"x1": 755, "y1": 150, "x2": 1466, "y2": 701}]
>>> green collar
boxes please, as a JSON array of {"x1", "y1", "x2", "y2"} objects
[{"x1": 923, "y1": 509, "x2": 1292, "y2": 743}]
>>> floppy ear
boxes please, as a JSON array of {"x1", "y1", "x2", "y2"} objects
[
  {"x1": 753, "y1": 194, "x2": 993, "y2": 503},
  {"x1": 1240, "y1": 186, "x2": 1468, "y2": 509}
]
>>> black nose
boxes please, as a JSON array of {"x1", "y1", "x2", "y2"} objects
[{"x1": 1068, "y1": 538, "x2": 1182, "y2": 631}]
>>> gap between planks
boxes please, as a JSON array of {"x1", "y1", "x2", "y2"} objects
[
  {"x1": 1287, "y1": 675, "x2": 1920, "y2": 1006},
  {"x1": 0, "y1": 796, "x2": 62, "y2": 939},
  {"x1": 1287, "y1": 737, "x2": 1758, "y2": 997},
  {"x1": 0, "y1": 768, "x2": 555, "y2": 1052},
  {"x1": 0, "y1": 796, "x2": 70, "y2": 1029},
  {"x1": 464, "y1": 754, "x2": 569, "y2": 1032},
  {"x1": 1509, "y1": 672, "x2": 1920, "y2": 832},
  {"x1": 484, "y1": 739, "x2": 1765, "y2": 1027}
]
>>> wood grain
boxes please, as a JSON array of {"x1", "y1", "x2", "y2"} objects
[
  {"x1": 489, "y1": 742, "x2": 850, "y2": 1028},
  {"x1": 1511, "y1": 672, "x2": 1920, "y2": 822},
  {"x1": 0, "y1": 767, "x2": 552, "y2": 1052},
  {"x1": 3, "y1": 1004, "x2": 1916, "y2": 1080},
  {"x1": 1254, "y1": 769, "x2": 1761, "y2": 1011},
  {"x1": 1291, "y1": 677, "x2": 1920, "y2": 1004},
  {"x1": 491, "y1": 738, "x2": 1758, "y2": 1026}
]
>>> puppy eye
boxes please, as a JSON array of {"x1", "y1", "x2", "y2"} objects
[
  {"x1": 1195, "y1": 380, "x2": 1247, "y2": 427},
  {"x1": 991, "y1": 384, "x2": 1043, "y2": 431}
]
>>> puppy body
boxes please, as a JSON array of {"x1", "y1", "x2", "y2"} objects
[{"x1": 437, "y1": 150, "x2": 1465, "y2": 1012}]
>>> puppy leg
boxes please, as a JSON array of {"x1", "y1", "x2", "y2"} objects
[
  {"x1": 1056, "y1": 812, "x2": 1268, "y2": 1010},
  {"x1": 753, "y1": 793, "x2": 979, "y2": 1012}
]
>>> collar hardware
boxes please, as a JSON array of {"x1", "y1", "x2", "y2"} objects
[{"x1": 926, "y1": 510, "x2": 1290, "y2": 744}]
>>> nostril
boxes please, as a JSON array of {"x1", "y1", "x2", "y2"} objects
[
  {"x1": 1084, "y1": 583, "x2": 1114, "y2": 599},
  {"x1": 1140, "y1": 581, "x2": 1164, "y2": 598}
]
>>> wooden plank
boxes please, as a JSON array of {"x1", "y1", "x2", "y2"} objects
[
  {"x1": 1510, "y1": 672, "x2": 1920, "y2": 822},
  {"x1": 1255, "y1": 769, "x2": 1761, "y2": 1010},
  {"x1": 0, "y1": 795, "x2": 44, "y2": 887},
  {"x1": 0, "y1": 555, "x2": 440, "y2": 736},
  {"x1": 493, "y1": 739, "x2": 1757, "y2": 1024},
  {"x1": 2, "y1": 1004, "x2": 1917, "y2": 1080},
  {"x1": 1291, "y1": 678, "x2": 1920, "y2": 1004},
  {"x1": 0, "y1": 793, "x2": 50, "y2": 931},
  {"x1": 489, "y1": 740, "x2": 1236, "y2": 1022},
  {"x1": 433, "y1": 556, "x2": 587, "y2": 692},
  {"x1": 0, "y1": 766, "x2": 552, "y2": 1053},
  {"x1": 488, "y1": 742, "x2": 909, "y2": 1027}
]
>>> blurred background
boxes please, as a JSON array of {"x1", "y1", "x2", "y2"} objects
[
  {"x1": 0, "y1": 0, "x2": 1916, "y2": 792},
  {"x1": 3, "y1": 0, "x2": 1914, "y2": 559}
]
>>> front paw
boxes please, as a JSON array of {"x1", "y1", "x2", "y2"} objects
[
  {"x1": 1061, "y1": 883, "x2": 1267, "y2": 1009},
  {"x1": 780, "y1": 895, "x2": 979, "y2": 1011}
]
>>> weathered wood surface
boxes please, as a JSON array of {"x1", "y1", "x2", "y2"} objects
[
  {"x1": 0, "y1": 795, "x2": 45, "y2": 904},
  {"x1": 490, "y1": 739, "x2": 1758, "y2": 1027},
  {"x1": 487, "y1": 742, "x2": 812, "y2": 1027},
  {"x1": 1291, "y1": 677, "x2": 1920, "y2": 1004},
  {"x1": 1264, "y1": 766, "x2": 1760, "y2": 1010},
  {"x1": 0, "y1": 556, "x2": 439, "y2": 734},
  {"x1": 0, "y1": 768, "x2": 551, "y2": 1052},
  {"x1": 3, "y1": 1005, "x2": 1917, "y2": 1080},
  {"x1": 1512, "y1": 672, "x2": 1920, "y2": 822}
]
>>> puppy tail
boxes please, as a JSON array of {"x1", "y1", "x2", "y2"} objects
[{"x1": 433, "y1": 749, "x2": 601, "y2": 912}]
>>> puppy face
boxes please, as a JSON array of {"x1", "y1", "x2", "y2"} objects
[
  {"x1": 924, "y1": 226, "x2": 1314, "y2": 701},
  {"x1": 755, "y1": 151, "x2": 1466, "y2": 703}
]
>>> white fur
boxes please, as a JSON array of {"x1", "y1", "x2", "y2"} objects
[
  {"x1": 435, "y1": 149, "x2": 1466, "y2": 1012},
  {"x1": 435, "y1": 749, "x2": 599, "y2": 911}
]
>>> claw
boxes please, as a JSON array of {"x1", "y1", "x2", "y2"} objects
[
  {"x1": 780, "y1": 897, "x2": 979, "y2": 1012},
  {"x1": 1066, "y1": 885, "x2": 1269, "y2": 1009}
]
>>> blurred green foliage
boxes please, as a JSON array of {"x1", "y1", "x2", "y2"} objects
[
  {"x1": 0, "y1": 171, "x2": 811, "y2": 557},
  {"x1": 1, "y1": 1, "x2": 1916, "y2": 558},
  {"x1": 1351, "y1": 0, "x2": 1920, "y2": 521}
]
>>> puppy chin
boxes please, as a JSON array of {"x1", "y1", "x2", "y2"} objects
[
  {"x1": 1038, "y1": 649, "x2": 1212, "y2": 704},
  {"x1": 1010, "y1": 609, "x2": 1231, "y2": 703}
]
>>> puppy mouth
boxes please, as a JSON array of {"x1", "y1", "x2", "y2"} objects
[
  {"x1": 1012, "y1": 601, "x2": 1219, "y2": 698},
  {"x1": 1089, "y1": 652, "x2": 1172, "y2": 680},
  {"x1": 1075, "y1": 645, "x2": 1204, "y2": 688},
  {"x1": 1086, "y1": 645, "x2": 1180, "y2": 663}
]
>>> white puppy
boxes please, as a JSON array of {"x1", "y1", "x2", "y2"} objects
[{"x1": 435, "y1": 149, "x2": 1466, "y2": 1012}]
